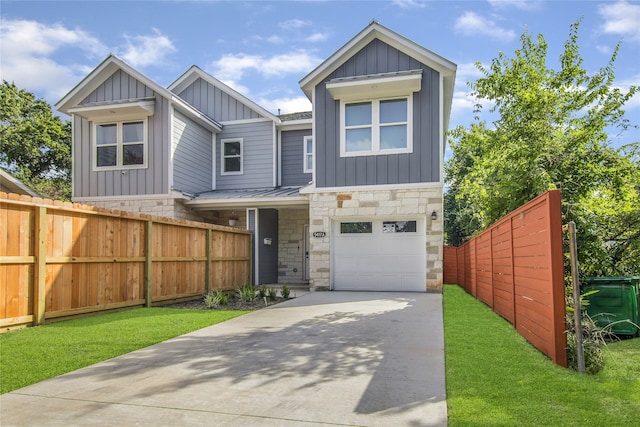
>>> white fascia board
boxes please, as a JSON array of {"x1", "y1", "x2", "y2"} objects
[
  {"x1": 277, "y1": 118, "x2": 312, "y2": 131},
  {"x1": 72, "y1": 193, "x2": 173, "y2": 202},
  {"x1": 169, "y1": 66, "x2": 281, "y2": 123},
  {"x1": 299, "y1": 181, "x2": 443, "y2": 194},
  {"x1": 171, "y1": 95, "x2": 222, "y2": 132},
  {"x1": 185, "y1": 196, "x2": 309, "y2": 210}
]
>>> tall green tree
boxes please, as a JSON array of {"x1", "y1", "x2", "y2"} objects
[
  {"x1": 0, "y1": 81, "x2": 71, "y2": 200},
  {"x1": 445, "y1": 21, "x2": 639, "y2": 275}
]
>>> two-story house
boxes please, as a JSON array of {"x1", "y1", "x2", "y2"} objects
[{"x1": 56, "y1": 21, "x2": 456, "y2": 293}]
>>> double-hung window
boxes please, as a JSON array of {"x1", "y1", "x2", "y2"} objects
[
  {"x1": 341, "y1": 96, "x2": 412, "y2": 156},
  {"x1": 221, "y1": 138, "x2": 243, "y2": 175},
  {"x1": 95, "y1": 120, "x2": 146, "y2": 169},
  {"x1": 303, "y1": 135, "x2": 314, "y2": 173}
]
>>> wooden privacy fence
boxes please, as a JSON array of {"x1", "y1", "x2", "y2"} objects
[
  {"x1": 443, "y1": 190, "x2": 567, "y2": 367},
  {"x1": 0, "y1": 192, "x2": 251, "y2": 330}
]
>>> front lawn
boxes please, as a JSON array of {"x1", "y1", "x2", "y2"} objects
[
  {"x1": 443, "y1": 284, "x2": 640, "y2": 426},
  {"x1": 0, "y1": 308, "x2": 248, "y2": 394}
]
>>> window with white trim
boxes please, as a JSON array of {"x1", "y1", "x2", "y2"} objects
[
  {"x1": 341, "y1": 96, "x2": 412, "y2": 157},
  {"x1": 303, "y1": 135, "x2": 313, "y2": 173},
  {"x1": 94, "y1": 120, "x2": 146, "y2": 169},
  {"x1": 221, "y1": 138, "x2": 243, "y2": 175}
]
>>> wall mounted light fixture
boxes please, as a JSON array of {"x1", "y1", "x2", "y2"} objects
[{"x1": 431, "y1": 210, "x2": 437, "y2": 220}]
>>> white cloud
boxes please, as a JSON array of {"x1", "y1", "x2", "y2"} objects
[
  {"x1": 599, "y1": 0, "x2": 640, "y2": 41},
  {"x1": 0, "y1": 18, "x2": 108, "y2": 102},
  {"x1": 278, "y1": 19, "x2": 310, "y2": 30},
  {"x1": 305, "y1": 32, "x2": 330, "y2": 43},
  {"x1": 596, "y1": 44, "x2": 613, "y2": 55},
  {"x1": 487, "y1": 0, "x2": 542, "y2": 10},
  {"x1": 257, "y1": 96, "x2": 312, "y2": 115},
  {"x1": 118, "y1": 28, "x2": 176, "y2": 67},
  {"x1": 454, "y1": 11, "x2": 516, "y2": 42},
  {"x1": 391, "y1": 0, "x2": 427, "y2": 9},
  {"x1": 210, "y1": 51, "x2": 322, "y2": 81}
]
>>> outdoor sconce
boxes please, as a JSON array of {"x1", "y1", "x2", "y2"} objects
[{"x1": 431, "y1": 210, "x2": 437, "y2": 220}]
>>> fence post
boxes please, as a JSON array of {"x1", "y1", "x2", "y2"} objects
[
  {"x1": 566, "y1": 221, "x2": 585, "y2": 373},
  {"x1": 33, "y1": 206, "x2": 47, "y2": 325},
  {"x1": 205, "y1": 228, "x2": 212, "y2": 293},
  {"x1": 144, "y1": 220, "x2": 153, "y2": 307}
]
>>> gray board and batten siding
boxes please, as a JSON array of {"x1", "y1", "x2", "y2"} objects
[
  {"x1": 74, "y1": 69, "x2": 170, "y2": 198},
  {"x1": 216, "y1": 121, "x2": 276, "y2": 191},
  {"x1": 258, "y1": 208, "x2": 279, "y2": 284},
  {"x1": 176, "y1": 77, "x2": 263, "y2": 122},
  {"x1": 281, "y1": 129, "x2": 313, "y2": 187},
  {"x1": 314, "y1": 39, "x2": 441, "y2": 188},
  {"x1": 172, "y1": 111, "x2": 213, "y2": 195}
]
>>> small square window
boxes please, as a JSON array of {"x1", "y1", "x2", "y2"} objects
[
  {"x1": 94, "y1": 120, "x2": 147, "y2": 170},
  {"x1": 340, "y1": 222, "x2": 372, "y2": 234},
  {"x1": 382, "y1": 221, "x2": 417, "y2": 233},
  {"x1": 221, "y1": 138, "x2": 243, "y2": 175},
  {"x1": 340, "y1": 96, "x2": 412, "y2": 157}
]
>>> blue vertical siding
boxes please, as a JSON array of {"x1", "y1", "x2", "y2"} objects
[
  {"x1": 216, "y1": 121, "x2": 275, "y2": 190},
  {"x1": 177, "y1": 77, "x2": 262, "y2": 122},
  {"x1": 74, "y1": 70, "x2": 170, "y2": 197},
  {"x1": 281, "y1": 129, "x2": 313, "y2": 187},
  {"x1": 172, "y1": 111, "x2": 213, "y2": 194},
  {"x1": 314, "y1": 39, "x2": 441, "y2": 188}
]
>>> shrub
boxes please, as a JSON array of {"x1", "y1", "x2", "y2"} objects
[
  {"x1": 203, "y1": 289, "x2": 229, "y2": 308},
  {"x1": 258, "y1": 285, "x2": 267, "y2": 299},
  {"x1": 237, "y1": 283, "x2": 256, "y2": 302},
  {"x1": 565, "y1": 292, "x2": 607, "y2": 374},
  {"x1": 267, "y1": 287, "x2": 277, "y2": 301},
  {"x1": 280, "y1": 284, "x2": 291, "y2": 299}
]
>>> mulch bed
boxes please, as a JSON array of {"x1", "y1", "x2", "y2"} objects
[{"x1": 164, "y1": 296, "x2": 291, "y2": 311}]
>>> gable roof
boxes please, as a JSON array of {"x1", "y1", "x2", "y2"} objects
[
  {"x1": 299, "y1": 20, "x2": 457, "y2": 130},
  {"x1": 0, "y1": 169, "x2": 41, "y2": 197},
  {"x1": 168, "y1": 66, "x2": 280, "y2": 123},
  {"x1": 55, "y1": 54, "x2": 221, "y2": 132}
]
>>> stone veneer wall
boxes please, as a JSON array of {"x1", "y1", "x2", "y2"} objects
[
  {"x1": 76, "y1": 197, "x2": 216, "y2": 223},
  {"x1": 277, "y1": 208, "x2": 310, "y2": 284},
  {"x1": 308, "y1": 186, "x2": 444, "y2": 292}
]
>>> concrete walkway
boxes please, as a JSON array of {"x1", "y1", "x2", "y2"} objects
[{"x1": 1, "y1": 292, "x2": 447, "y2": 426}]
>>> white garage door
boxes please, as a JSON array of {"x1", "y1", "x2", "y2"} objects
[{"x1": 332, "y1": 219, "x2": 426, "y2": 292}]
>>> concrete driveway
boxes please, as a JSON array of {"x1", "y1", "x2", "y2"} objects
[{"x1": 1, "y1": 292, "x2": 447, "y2": 426}]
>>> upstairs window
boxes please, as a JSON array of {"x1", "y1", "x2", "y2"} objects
[
  {"x1": 221, "y1": 138, "x2": 243, "y2": 175},
  {"x1": 303, "y1": 135, "x2": 314, "y2": 173},
  {"x1": 341, "y1": 96, "x2": 412, "y2": 157},
  {"x1": 94, "y1": 120, "x2": 146, "y2": 169}
]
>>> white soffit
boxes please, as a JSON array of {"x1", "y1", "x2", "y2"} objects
[
  {"x1": 326, "y1": 70, "x2": 422, "y2": 101},
  {"x1": 68, "y1": 99, "x2": 155, "y2": 121}
]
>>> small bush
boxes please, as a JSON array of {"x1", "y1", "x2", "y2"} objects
[
  {"x1": 237, "y1": 283, "x2": 256, "y2": 302},
  {"x1": 267, "y1": 287, "x2": 277, "y2": 301},
  {"x1": 280, "y1": 284, "x2": 291, "y2": 299},
  {"x1": 258, "y1": 285, "x2": 267, "y2": 299},
  {"x1": 203, "y1": 289, "x2": 229, "y2": 308},
  {"x1": 565, "y1": 292, "x2": 607, "y2": 374}
]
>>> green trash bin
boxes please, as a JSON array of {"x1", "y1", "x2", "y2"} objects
[{"x1": 582, "y1": 276, "x2": 640, "y2": 336}]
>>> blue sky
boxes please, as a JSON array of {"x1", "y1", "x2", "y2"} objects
[{"x1": 1, "y1": 0, "x2": 639, "y2": 149}]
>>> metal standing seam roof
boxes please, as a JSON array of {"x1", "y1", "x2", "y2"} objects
[
  {"x1": 194, "y1": 187, "x2": 304, "y2": 199},
  {"x1": 185, "y1": 186, "x2": 308, "y2": 209}
]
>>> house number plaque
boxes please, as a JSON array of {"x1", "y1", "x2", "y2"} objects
[{"x1": 313, "y1": 231, "x2": 326, "y2": 238}]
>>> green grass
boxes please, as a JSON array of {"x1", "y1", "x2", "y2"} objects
[
  {"x1": 443, "y1": 284, "x2": 640, "y2": 426},
  {"x1": 0, "y1": 308, "x2": 248, "y2": 394}
]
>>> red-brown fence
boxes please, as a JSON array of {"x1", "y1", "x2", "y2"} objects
[
  {"x1": 443, "y1": 190, "x2": 567, "y2": 367},
  {"x1": 1, "y1": 192, "x2": 251, "y2": 331}
]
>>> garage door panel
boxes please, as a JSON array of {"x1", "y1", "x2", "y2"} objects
[{"x1": 333, "y1": 219, "x2": 426, "y2": 292}]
